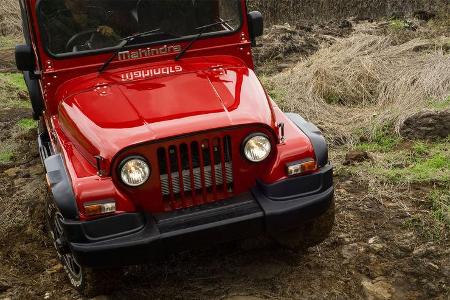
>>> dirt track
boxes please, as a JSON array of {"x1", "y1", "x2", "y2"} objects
[
  {"x1": 1, "y1": 112, "x2": 448, "y2": 300},
  {"x1": 0, "y1": 21, "x2": 449, "y2": 300}
]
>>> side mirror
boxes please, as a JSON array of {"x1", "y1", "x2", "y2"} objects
[
  {"x1": 247, "y1": 11, "x2": 264, "y2": 46},
  {"x1": 15, "y1": 44, "x2": 35, "y2": 72}
]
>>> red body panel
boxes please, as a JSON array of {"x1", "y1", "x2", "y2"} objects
[
  {"x1": 25, "y1": 0, "x2": 317, "y2": 220},
  {"x1": 56, "y1": 55, "x2": 275, "y2": 170}
]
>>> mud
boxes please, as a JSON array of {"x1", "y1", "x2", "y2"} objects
[
  {"x1": 1, "y1": 20, "x2": 449, "y2": 300},
  {"x1": 0, "y1": 48, "x2": 15, "y2": 72}
]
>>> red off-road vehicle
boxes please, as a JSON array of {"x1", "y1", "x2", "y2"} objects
[{"x1": 16, "y1": 0, "x2": 334, "y2": 296}]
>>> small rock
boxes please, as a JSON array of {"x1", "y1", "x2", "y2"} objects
[
  {"x1": 29, "y1": 164, "x2": 44, "y2": 176},
  {"x1": 45, "y1": 263, "x2": 63, "y2": 274},
  {"x1": 413, "y1": 10, "x2": 436, "y2": 21},
  {"x1": 369, "y1": 243, "x2": 385, "y2": 253},
  {"x1": 368, "y1": 236, "x2": 385, "y2": 252},
  {"x1": 0, "y1": 280, "x2": 11, "y2": 292},
  {"x1": 17, "y1": 90, "x2": 29, "y2": 101},
  {"x1": 368, "y1": 236, "x2": 380, "y2": 244},
  {"x1": 426, "y1": 261, "x2": 439, "y2": 271},
  {"x1": 361, "y1": 278, "x2": 394, "y2": 300},
  {"x1": 14, "y1": 178, "x2": 27, "y2": 187},
  {"x1": 44, "y1": 292, "x2": 51, "y2": 299},
  {"x1": 344, "y1": 150, "x2": 371, "y2": 165},
  {"x1": 412, "y1": 243, "x2": 436, "y2": 257},
  {"x1": 342, "y1": 243, "x2": 365, "y2": 259},
  {"x1": 3, "y1": 167, "x2": 19, "y2": 178},
  {"x1": 339, "y1": 19, "x2": 353, "y2": 29}
]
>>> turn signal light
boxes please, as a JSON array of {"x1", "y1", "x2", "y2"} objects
[
  {"x1": 286, "y1": 159, "x2": 317, "y2": 176},
  {"x1": 84, "y1": 201, "x2": 116, "y2": 217}
]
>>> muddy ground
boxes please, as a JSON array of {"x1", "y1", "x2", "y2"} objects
[{"x1": 0, "y1": 20, "x2": 449, "y2": 300}]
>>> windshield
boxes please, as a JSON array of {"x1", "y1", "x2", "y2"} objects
[{"x1": 38, "y1": 0, "x2": 242, "y2": 56}]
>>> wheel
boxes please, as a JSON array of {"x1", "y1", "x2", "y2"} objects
[
  {"x1": 45, "y1": 196, "x2": 122, "y2": 297},
  {"x1": 274, "y1": 197, "x2": 335, "y2": 251}
]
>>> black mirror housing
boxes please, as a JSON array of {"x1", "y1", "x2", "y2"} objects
[
  {"x1": 248, "y1": 11, "x2": 264, "y2": 46},
  {"x1": 15, "y1": 44, "x2": 35, "y2": 72}
]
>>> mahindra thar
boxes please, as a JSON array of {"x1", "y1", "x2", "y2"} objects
[{"x1": 16, "y1": 0, "x2": 334, "y2": 296}]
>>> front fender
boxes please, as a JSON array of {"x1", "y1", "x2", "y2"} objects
[
  {"x1": 285, "y1": 113, "x2": 329, "y2": 168},
  {"x1": 44, "y1": 154, "x2": 79, "y2": 220}
]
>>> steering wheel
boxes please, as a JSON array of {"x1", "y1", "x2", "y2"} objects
[{"x1": 65, "y1": 29, "x2": 98, "y2": 52}]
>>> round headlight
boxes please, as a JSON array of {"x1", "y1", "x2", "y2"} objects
[
  {"x1": 120, "y1": 157, "x2": 150, "y2": 187},
  {"x1": 243, "y1": 134, "x2": 272, "y2": 162}
]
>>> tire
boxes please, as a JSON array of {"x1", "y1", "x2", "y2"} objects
[
  {"x1": 45, "y1": 196, "x2": 122, "y2": 297},
  {"x1": 274, "y1": 197, "x2": 335, "y2": 251},
  {"x1": 23, "y1": 71, "x2": 44, "y2": 120}
]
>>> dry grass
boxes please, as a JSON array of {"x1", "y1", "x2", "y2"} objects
[
  {"x1": 0, "y1": 0, "x2": 21, "y2": 36},
  {"x1": 249, "y1": 0, "x2": 449, "y2": 24},
  {"x1": 269, "y1": 34, "x2": 450, "y2": 144}
]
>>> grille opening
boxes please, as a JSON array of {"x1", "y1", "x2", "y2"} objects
[{"x1": 158, "y1": 136, "x2": 234, "y2": 209}]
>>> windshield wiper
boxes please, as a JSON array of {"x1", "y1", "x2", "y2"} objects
[
  {"x1": 175, "y1": 19, "x2": 233, "y2": 61},
  {"x1": 98, "y1": 28, "x2": 162, "y2": 74}
]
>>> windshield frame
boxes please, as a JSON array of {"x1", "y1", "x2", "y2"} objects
[{"x1": 35, "y1": 0, "x2": 244, "y2": 59}]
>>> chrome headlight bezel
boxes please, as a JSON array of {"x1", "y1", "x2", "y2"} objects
[
  {"x1": 119, "y1": 156, "x2": 151, "y2": 187},
  {"x1": 242, "y1": 133, "x2": 272, "y2": 163}
]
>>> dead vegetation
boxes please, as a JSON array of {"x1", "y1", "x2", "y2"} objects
[
  {"x1": 0, "y1": 0, "x2": 21, "y2": 36},
  {"x1": 248, "y1": 0, "x2": 449, "y2": 24},
  {"x1": 267, "y1": 32, "x2": 450, "y2": 144}
]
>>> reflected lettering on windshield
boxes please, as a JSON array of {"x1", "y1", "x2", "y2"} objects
[{"x1": 121, "y1": 66, "x2": 183, "y2": 82}]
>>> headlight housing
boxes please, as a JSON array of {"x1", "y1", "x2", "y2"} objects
[
  {"x1": 120, "y1": 157, "x2": 150, "y2": 187},
  {"x1": 243, "y1": 134, "x2": 272, "y2": 162}
]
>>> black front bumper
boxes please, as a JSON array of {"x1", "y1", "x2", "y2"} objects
[{"x1": 62, "y1": 164, "x2": 334, "y2": 268}]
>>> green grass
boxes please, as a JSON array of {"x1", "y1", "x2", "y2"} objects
[
  {"x1": 429, "y1": 189, "x2": 450, "y2": 227},
  {"x1": 430, "y1": 95, "x2": 450, "y2": 110},
  {"x1": 374, "y1": 140, "x2": 450, "y2": 184},
  {"x1": 389, "y1": 19, "x2": 409, "y2": 30},
  {"x1": 0, "y1": 151, "x2": 14, "y2": 164},
  {"x1": 17, "y1": 118, "x2": 37, "y2": 130},
  {"x1": 347, "y1": 136, "x2": 449, "y2": 239},
  {"x1": 0, "y1": 35, "x2": 23, "y2": 50},
  {"x1": 349, "y1": 135, "x2": 450, "y2": 185},
  {"x1": 1, "y1": 98, "x2": 31, "y2": 110},
  {"x1": 403, "y1": 187, "x2": 449, "y2": 241},
  {"x1": 0, "y1": 73, "x2": 30, "y2": 110},
  {"x1": 0, "y1": 73, "x2": 26, "y2": 91},
  {"x1": 355, "y1": 127, "x2": 401, "y2": 152},
  {"x1": 260, "y1": 76, "x2": 288, "y2": 107},
  {"x1": 356, "y1": 136, "x2": 400, "y2": 152}
]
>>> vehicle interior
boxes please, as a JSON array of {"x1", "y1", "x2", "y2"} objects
[{"x1": 38, "y1": 0, "x2": 241, "y2": 54}]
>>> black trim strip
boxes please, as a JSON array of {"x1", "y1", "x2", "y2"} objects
[
  {"x1": 44, "y1": 154, "x2": 79, "y2": 220},
  {"x1": 285, "y1": 113, "x2": 329, "y2": 168}
]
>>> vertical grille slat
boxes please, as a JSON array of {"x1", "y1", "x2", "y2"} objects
[
  {"x1": 187, "y1": 144, "x2": 197, "y2": 205},
  {"x1": 219, "y1": 138, "x2": 229, "y2": 198},
  {"x1": 158, "y1": 135, "x2": 234, "y2": 210},
  {"x1": 175, "y1": 144, "x2": 186, "y2": 206},
  {"x1": 162, "y1": 148, "x2": 176, "y2": 209},
  {"x1": 198, "y1": 141, "x2": 208, "y2": 202},
  {"x1": 209, "y1": 139, "x2": 218, "y2": 200}
]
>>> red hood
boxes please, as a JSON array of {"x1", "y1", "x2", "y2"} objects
[{"x1": 57, "y1": 55, "x2": 275, "y2": 164}]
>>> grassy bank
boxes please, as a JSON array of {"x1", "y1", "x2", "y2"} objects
[{"x1": 248, "y1": 0, "x2": 449, "y2": 24}]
